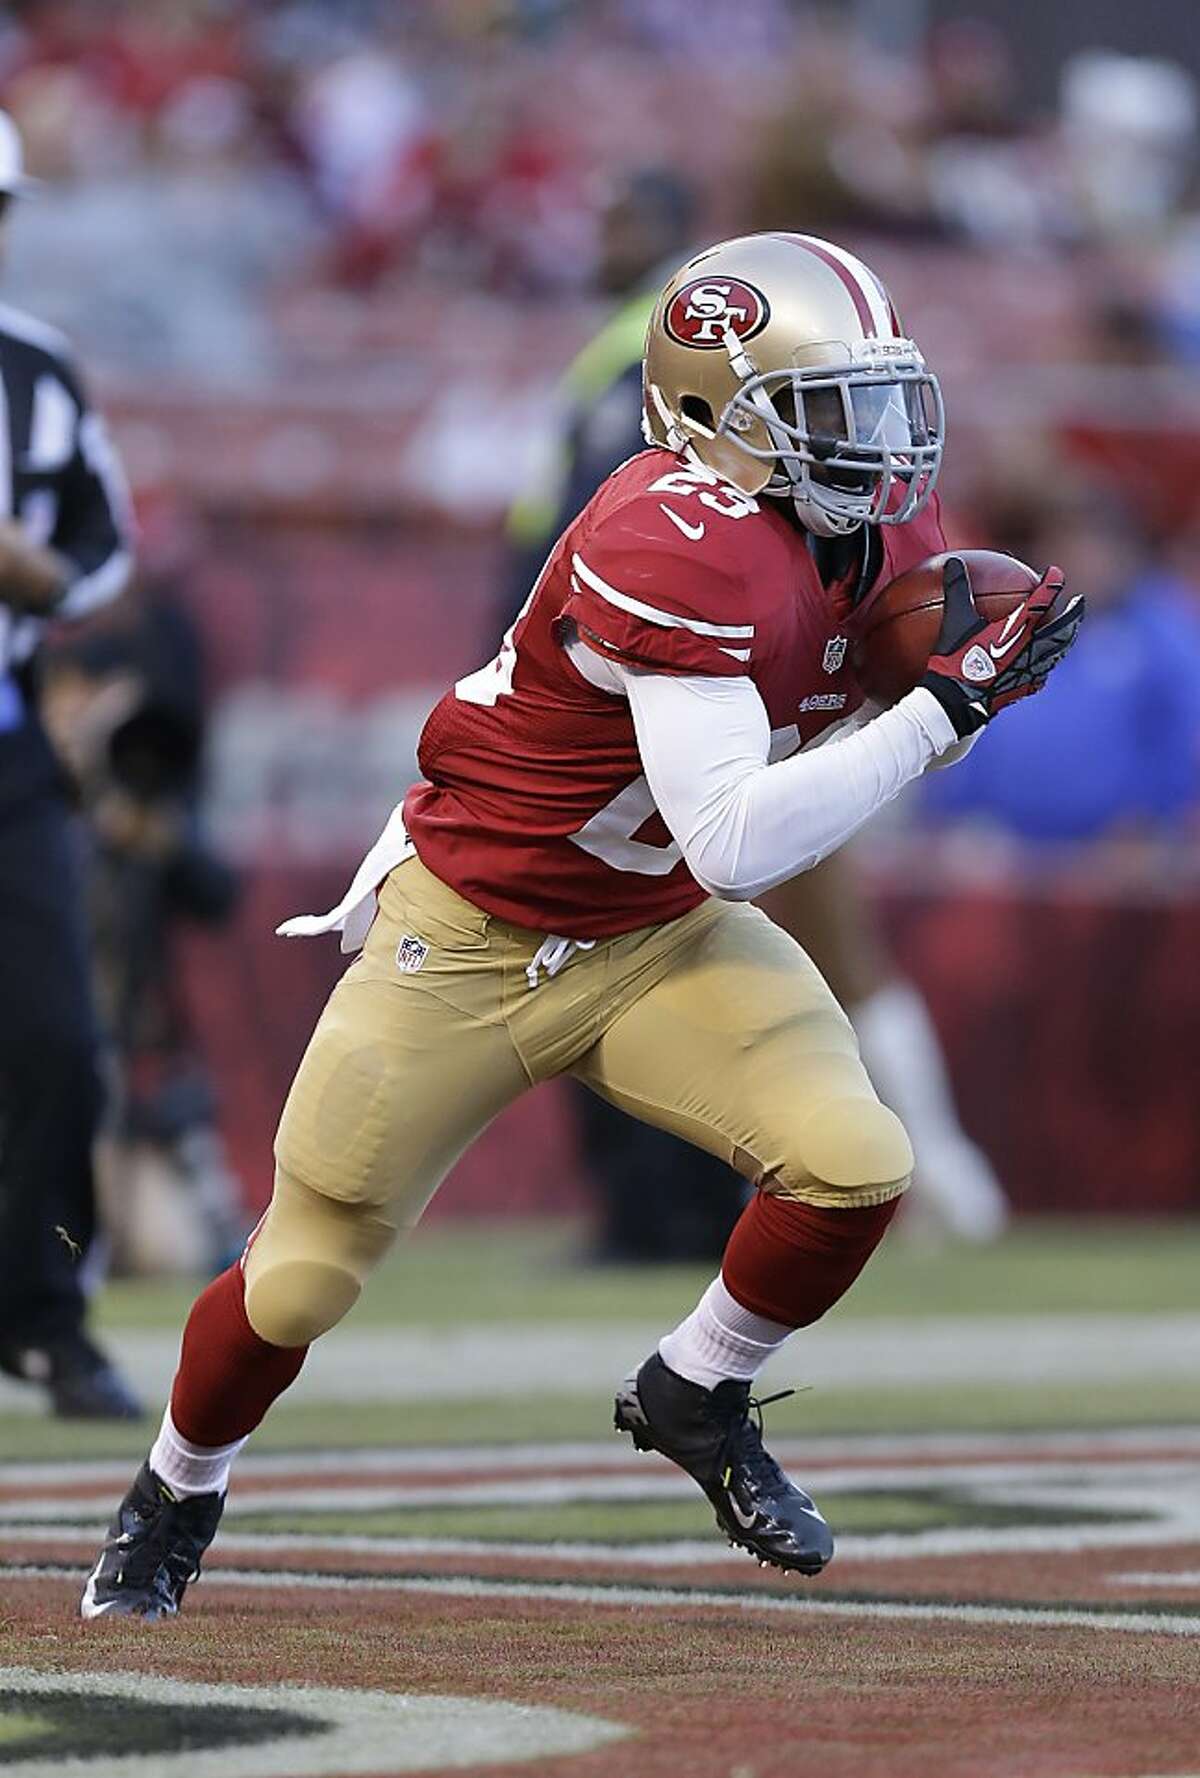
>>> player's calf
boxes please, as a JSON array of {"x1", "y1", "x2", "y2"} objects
[{"x1": 618, "y1": 1181, "x2": 904, "y2": 1573}]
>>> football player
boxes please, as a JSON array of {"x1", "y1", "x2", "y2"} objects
[
  {"x1": 508, "y1": 245, "x2": 1008, "y2": 1253},
  {"x1": 82, "y1": 233, "x2": 1081, "y2": 1618}
]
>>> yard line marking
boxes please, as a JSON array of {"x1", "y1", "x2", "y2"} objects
[
  {"x1": 4, "y1": 1456, "x2": 1198, "y2": 1519},
  {"x1": 1110, "y1": 1570, "x2": 1200, "y2": 1587},
  {"x1": 14, "y1": 1563, "x2": 1200, "y2": 1636},
  {"x1": 3, "y1": 1425, "x2": 1199, "y2": 1489},
  {"x1": 3, "y1": 1452, "x2": 1198, "y2": 1565},
  {"x1": 8, "y1": 1518, "x2": 1200, "y2": 1565},
  {"x1": 0, "y1": 1474, "x2": 722, "y2": 1518}
]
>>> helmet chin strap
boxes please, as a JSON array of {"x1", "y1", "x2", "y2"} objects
[
  {"x1": 762, "y1": 477, "x2": 863, "y2": 537},
  {"x1": 789, "y1": 490, "x2": 861, "y2": 537}
]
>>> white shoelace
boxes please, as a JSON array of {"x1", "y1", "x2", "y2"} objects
[{"x1": 525, "y1": 934, "x2": 597, "y2": 990}]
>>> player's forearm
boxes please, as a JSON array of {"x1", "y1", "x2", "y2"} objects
[
  {"x1": 0, "y1": 522, "x2": 71, "y2": 615},
  {"x1": 683, "y1": 693, "x2": 956, "y2": 897},
  {"x1": 625, "y1": 670, "x2": 958, "y2": 899}
]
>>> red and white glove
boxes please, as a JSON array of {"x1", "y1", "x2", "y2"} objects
[{"x1": 921, "y1": 556, "x2": 1085, "y2": 739}]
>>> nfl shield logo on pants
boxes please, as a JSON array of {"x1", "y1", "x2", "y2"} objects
[
  {"x1": 396, "y1": 934, "x2": 430, "y2": 974},
  {"x1": 822, "y1": 636, "x2": 848, "y2": 674}
]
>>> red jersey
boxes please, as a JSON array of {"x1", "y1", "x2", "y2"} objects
[{"x1": 405, "y1": 449, "x2": 945, "y2": 937}]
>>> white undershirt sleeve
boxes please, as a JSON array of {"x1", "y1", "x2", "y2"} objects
[{"x1": 619, "y1": 667, "x2": 961, "y2": 900}]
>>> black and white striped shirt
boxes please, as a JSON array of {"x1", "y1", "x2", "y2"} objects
[{"x1": 0, "y1": 301, "x2": 132, "y2": 806}]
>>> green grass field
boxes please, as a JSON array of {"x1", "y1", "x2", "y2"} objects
[
  {"x1": 2, "y1": 1215, "x2": 1196, "y2": 1465},
  {"x1": 92, "y1": 1214, "x2": 1200, "y2": 1330}
]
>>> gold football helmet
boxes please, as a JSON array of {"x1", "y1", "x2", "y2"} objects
[{"x1": 643, "y1": 232, "x2": 943, "y2": 536}]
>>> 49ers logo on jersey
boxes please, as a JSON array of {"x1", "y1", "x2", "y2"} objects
[{"x1": 665, "y1": 278, "x2": 770, "y2": 349}]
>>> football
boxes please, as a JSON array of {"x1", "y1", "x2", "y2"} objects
[{"x1": 853, "y1": 549, "x2": 1040, "y2": 705}]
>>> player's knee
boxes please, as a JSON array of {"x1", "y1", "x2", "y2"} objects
[
  {"x1": 784, "y1": 1097, "x2": 913, "y2": 1199},
  {"x1": 244, "y1": 1256, "x2": 361, "y2": 1347},
  {"x1": 242, "y1": 1167, "x2": 396, "y2": 1347}
]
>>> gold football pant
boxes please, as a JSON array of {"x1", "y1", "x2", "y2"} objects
[{"x1": 244, "y1": 855, "x2": 912, "y2": 1346}]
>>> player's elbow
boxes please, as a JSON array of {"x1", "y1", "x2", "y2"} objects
[
  {"x1": 684, "y1": 845, "x2": 763, "y2": 902},
  {"x1": 688, "y1": 832, "x2": 825, "y2": 900},
  {"x1": 698, "y1": 871, "x2": 760, "y2": 902},
  {"x1": 681, "y1": 800, "x2": 770, "y2": 900}
]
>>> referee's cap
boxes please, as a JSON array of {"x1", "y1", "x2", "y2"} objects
[{"x1": 0, "y1": 110, "x2": 28, "y2": 196}]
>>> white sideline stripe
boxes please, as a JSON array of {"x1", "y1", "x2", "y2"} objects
[
  {"x1": 571, "y1": 554, "x2": 755, "y2": 638},
  {"x1": 3, "y1": 1315, "x2": 1198, "y2": 1411},
  {"x1": 0, "y1": 1475, "x2": 708, "y2": 1519},
  {"x1": 1111, "y1": 1571, "x2": 1200, "y2": 1588},
  {"x1": 9, "y1": 1507, "x2": 1200, "y2": 1564},
  {"x1": 3, "y1": 1525, "x2": 757, "y2": 1568},
  {"x1": 6, "y1": 1454, "x2": 1198, "y2": 1523},
  {"x1": 4, "y1": 1424, "x2": 1198, "y2": 1487},
  {"x1": 18, "y1": 1563, "x2": 1200, "y2": 1637}
]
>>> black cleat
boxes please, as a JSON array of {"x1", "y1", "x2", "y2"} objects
[
  {"x1": 0, "y1": 1333, "x2": 142, "y2": 1421},
  {"x1": 80, "y1": 1461, "x2": 224, "y2": 1620},
  {"x1": 614, "y1": 1352, "x2": 834, "y2": 1576}
]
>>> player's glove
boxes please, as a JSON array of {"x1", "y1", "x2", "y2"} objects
[{"x1": 920, "y1": 556, "x2": 1085, "y2": 739}]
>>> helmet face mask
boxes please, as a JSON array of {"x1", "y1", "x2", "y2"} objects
[
  {"x1": 643, "y1": 232, "x2": 945, "y2": 536},
  {"x1": 725, "y1": 352, "x2": 944, "y2": 535}
]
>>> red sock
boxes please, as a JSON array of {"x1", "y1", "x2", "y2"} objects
[
  {"x1": 169, "y1": 1264, "x2": 308, "y2": 1446},
  {"x1": 721, "y1": 1191, "x2": 900, "y2": 1327}
]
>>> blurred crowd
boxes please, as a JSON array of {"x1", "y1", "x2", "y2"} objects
[
  {"x1": 2, "y1": 1, "x2": 1200, "y2": 374},
  {"x1": 3, "y1": 1, "x2": 1195, "y2": 888}
]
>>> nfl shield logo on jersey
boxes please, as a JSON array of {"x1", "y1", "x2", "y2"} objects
[
  {"x1": 822, "y1": 636, "x2": 848, "y2": 675},
  {"x1": 396, "y1": 934, "x2": 430, "y2": 974}
]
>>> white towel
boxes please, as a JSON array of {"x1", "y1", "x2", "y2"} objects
[{"x1": 276, "y1": 802, "x2": 415, "y2": 954}]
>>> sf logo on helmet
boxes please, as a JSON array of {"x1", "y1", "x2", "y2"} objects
[{"x1": 665, "y1": 277, "x2": 770, "y2": 349}]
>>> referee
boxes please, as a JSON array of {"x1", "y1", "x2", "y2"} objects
[{"x1": 0, "y1": 111, "x2": 140, "y2": 1417}]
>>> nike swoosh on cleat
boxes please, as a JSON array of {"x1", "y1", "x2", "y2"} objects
[
  {"x1": 659, "y1": 504, "x2": 705, "y2": 541},
  {"x1": 80, "y1": 1568, "x2": 116, "y2": 1619},
  {"x1": 82, "y1": 1597, "x2": 124, "y2": 1619},
  {"x1": 726, "y1": 1490, "x2": 759, "y2": 1530}
]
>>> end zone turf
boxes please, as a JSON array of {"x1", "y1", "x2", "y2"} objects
[
  {"x1": 2, "y1": 1428, "x2": 1199, "y2": 1777},
  {"x1": 3, "y1": 1220, "x2": 1197, "y2": 1774}
]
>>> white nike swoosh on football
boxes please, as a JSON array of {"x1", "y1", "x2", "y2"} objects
[
  {"x1": 659, "y1": 504, "x2": 705, "y2": 541},
  {"x1": 726, "y1": 1490, "x2": 758, "y2": 1530}
]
